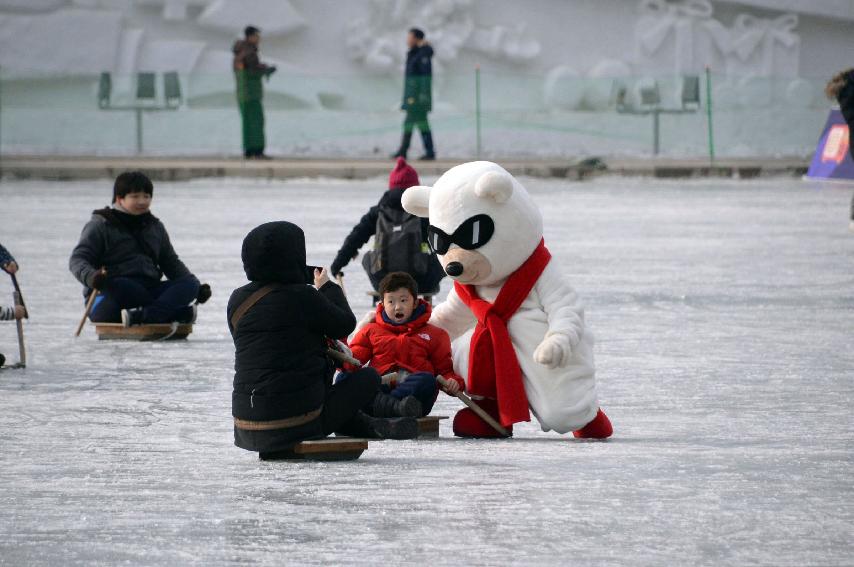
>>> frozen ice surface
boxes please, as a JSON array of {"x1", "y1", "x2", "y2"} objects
[{"x1": 0, "y1": 175, "x2": 852, "y2": 566}]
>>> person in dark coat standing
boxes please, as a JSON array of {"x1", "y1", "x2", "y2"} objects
[
  {"x1": 227, "y1": 222, "x2": 419, "y2": 458},
  {"x1": 233, "y1": 26, "x2": 276, "y2": 159},
  {"x1": 392, "y1": 28, "x2": 435, "y2": 161},
  {"x1": 825, "y1": 68, "x2": 854, "y2": 230},
  {"x1": 69, "y1": 172, "x2": 209, "y2": 326},
  {"x1": 330, "y1": 158, "x2": 444, "y2": 293}
]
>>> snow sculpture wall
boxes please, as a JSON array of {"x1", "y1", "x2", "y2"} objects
[
  {"x1": 345, "y1": 0, "x2": 540, "y2": 73},
  {"x1": 0, "y1": 0, "x2": 851, "y2": 156}
]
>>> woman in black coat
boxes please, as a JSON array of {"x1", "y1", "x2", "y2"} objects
[{"x1": 227, "y1": 222, "x2": 417, "y2": 458}]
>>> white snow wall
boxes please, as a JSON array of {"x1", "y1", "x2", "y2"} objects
[{"x1": 0, "y1": 0, "x2": 852, "y2": 157}]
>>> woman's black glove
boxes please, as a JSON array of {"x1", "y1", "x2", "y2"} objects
[
  {"x1": 196, "y1": 283, "x2": 212, "y2": 304},
  {"x1": 89, "y1": 269, "x2": 107, "y2": 290}
]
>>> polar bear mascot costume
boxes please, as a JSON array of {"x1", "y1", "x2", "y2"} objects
[{"x1": 402, "y1": 161, "x2": 612, "y2": 439}]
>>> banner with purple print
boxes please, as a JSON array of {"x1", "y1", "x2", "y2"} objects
[{"x1": 806, "y1": 110, "x2": 854, "y2": 182}]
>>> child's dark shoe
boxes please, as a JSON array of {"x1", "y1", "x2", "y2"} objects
[
  {"x1": 121, "y1": 308, "x2": 144, "y2": 328},
  {"x1": 452, "y1": 398, "x2": 512, "y2": 438},
  {"x1": 572, "y1": 408, "x2": 613, "y2": 439}
]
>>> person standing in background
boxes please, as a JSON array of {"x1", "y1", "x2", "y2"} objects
[
  {"x1": 233, "y1": 26, "x2": 277, "y2": 159},
  {"x1": 391, "y1": 28, "x2": 435, "y2": 161},
  {"x1": 825, "y1": 68, "x2": 854, "y2": 231}
]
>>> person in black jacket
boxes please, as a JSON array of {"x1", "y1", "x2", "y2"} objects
[
  {"x1": 69, "y1": 172, "x2": 210, "y2": 326},
  {"x1": 392, "y1": 28, "x2": 435, "y2": 160},
  {"x1": 330, "y1": 158, "x2": 444, "y2": 293},
  {"x1": 825, "y1": 68, "x2": 854, "y2": 229},
  {"x1": 227, "y1": 221, "x2": 418, "y2": 457}
]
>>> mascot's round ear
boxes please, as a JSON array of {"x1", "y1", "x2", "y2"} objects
[
  {"x1": 402, "y1": 185, "x2": 432, "y2": 218},
  {"x1": 474, "y1": 171, "x2": 514, "y2": 204}
]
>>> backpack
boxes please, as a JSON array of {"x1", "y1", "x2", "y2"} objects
[{"x1": 370, "y1": 205, "x2": 430, "y2": 276}]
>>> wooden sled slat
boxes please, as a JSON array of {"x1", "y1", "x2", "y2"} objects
[
  {"x1": 259, "y1": 438, "x2": 368, "y2": 462},
  {"x1": 94, "y1": 323, "x2": 193, "y2": 341},
  {"x1": 417, "y1": 416, "x2": 448, "y2": 438}
]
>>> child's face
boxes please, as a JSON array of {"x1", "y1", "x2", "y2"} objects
[
  {"x1": 383, "y1": 288, "x2": 416, "y2": 323},
  {"x1": 117, "y1": 191, "x2": 152, "y2": 215}
]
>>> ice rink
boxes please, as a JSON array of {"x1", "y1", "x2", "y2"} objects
[{"x1": 1, "y1": 174, "x2": 852, "y2": 566}]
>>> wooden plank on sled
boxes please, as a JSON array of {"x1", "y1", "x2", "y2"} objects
[
  {"x1": 417, "y1": 416, "x2": 448, "y2": 438},
  {"x1": 259, "y1": 438, "x2": 369, "y2": 462},
  {"x1": 94, "y1": 322, "x2": 193, "y2": 341}
]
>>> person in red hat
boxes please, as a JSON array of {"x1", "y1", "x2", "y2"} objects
[{"x1": 330, "y1": 158, "x2": 444, "y2": 293}]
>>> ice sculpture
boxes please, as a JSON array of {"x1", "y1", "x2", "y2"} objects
[
  {"x1": 544, "y1": 65, "x2": 584, "y2": 111},
  {"x1": 197, "y1": 0, "x2": 305, "y2": 37},
  {"x1": 135, "y1": 0, "x2": 211, "y2": 22},
  {"x1": 346, "y1": 0, "x2": 540, "y2": 72},
  {"x1": 0, "y1": 7, "x2": 123, "y2": 76},
  {"x1": 633, "y1": 0, "x2": 800, "y2": 78},
  {"x1": 0, "y1": 0, "x2": 67, "y2": 11}
]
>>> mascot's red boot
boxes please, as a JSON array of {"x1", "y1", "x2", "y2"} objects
[
  {"x1": 572, "y1": 408, "x2": 613, "y2": 439},
  {"x1": 452, "y1": 399, "x2": 513, "y2": 438}
]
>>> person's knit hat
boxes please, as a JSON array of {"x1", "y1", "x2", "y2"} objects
[{"x1": 388, "y1": 157, "x2": 420, "y2": 190}]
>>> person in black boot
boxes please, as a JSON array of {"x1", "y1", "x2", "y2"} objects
[
  {"x1": 371, "y1": 391, "x2": 422, "y2": 418},
  {"x1": 335, "y1": 410, "x2": 419, "y2": 440},
  {"x1": 392, "y1": 28, "x2": 435, "y2": 160},
  {"x1": 69, "y1": 172, "x2": 210, "y2": 326},
  {"x1": 228, "y1": 221, "x2": 418, "y2": 457}
]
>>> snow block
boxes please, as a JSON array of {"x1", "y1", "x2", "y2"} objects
[
  {"x1": 416, "y1": 416, "x2": 448, "y2": 438},
  {"x1": 94, "y1": 322, "x2": 193, "y2": 341},
  {"x1": 258, "y1": 438, "x2": 368, "y2": 462},
  {"x1": 805, "y1": 109, "x2": 854, "y2": 182}
]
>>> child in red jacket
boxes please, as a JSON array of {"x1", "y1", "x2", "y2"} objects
[{"x1": 345, "y1": 272, "x2": 465, "y2": 418}]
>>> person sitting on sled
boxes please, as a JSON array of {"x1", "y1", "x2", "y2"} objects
[
  {"x1": 228, "y1": 222, "x2": 420, "y2": 456},
  {"x1": 69, "y1": 171, "x2": 211, "y2": 327},
  {"x1": 340, "y1": 272, "x2": 465, "y2": 418},
  {"x1": 1, "y1": 242, "x2": 25, "y2": 368},
  {"x1": 329, "y1": 158, "x2": 444, "y2": 294}
]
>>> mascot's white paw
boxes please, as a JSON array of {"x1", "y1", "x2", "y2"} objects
[{"x1": 534, "y1": 333, "x2": 572, "y2": 369}]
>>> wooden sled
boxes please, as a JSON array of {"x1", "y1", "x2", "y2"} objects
[
  {"x1": 259, "y1": 438, "x2": 369, "y2": 462},
  {"x1": 94, "y1": 322, "x2": 193, "y2": 341},
  {"x1": 417, "y1": 416, "x2": 448, "y2": 438}
]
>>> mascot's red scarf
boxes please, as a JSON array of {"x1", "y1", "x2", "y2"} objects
[{"x1": 454, "y1": 239, "x2": 551, "y2": 427}]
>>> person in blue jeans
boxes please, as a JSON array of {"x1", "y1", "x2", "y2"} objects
[
  {"x1": 69, "y1": 171, "x2": 211, "y2": 327},
  {"x1": 337, "y1": 272, "x2": 465, "y2": 418}
]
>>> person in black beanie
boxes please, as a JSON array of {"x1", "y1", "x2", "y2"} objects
[
  {"x1": 825, "y1": 68, "x2": 854, "y2": 230},
  {"x1": 391, "y1": 27, "x2": 435, "y2": 161},
  {"x1": 69, "y1": 171, "x2": 211, "y2": 326}
]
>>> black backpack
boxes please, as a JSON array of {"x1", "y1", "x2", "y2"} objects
[{"x1": 370, "y1": 205, "x2": 430, "y2": 276}]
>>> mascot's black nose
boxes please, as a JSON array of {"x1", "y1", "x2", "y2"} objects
[{"x1": 445, "y1": 262, "x2": 464, "y2": 277}]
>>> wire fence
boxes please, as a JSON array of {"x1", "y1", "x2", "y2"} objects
[{"x1": 0, "y1": 68, "x2": 830, "y2": 158}]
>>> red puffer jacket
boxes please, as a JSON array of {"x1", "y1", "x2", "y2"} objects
[{"x1": 349, "y1": 300, "x2": 465, "y2": 390}]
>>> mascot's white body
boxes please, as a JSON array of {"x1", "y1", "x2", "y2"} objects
[{"x1": 402, "y1": 161, "x2": 600, "y2": 433}]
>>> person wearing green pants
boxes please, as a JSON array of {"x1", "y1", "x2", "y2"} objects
[
  {"x1": 392, "y1": 28, "x2": 435, "y2": 161},
  {"x1": 233, "y1": 26, "x2": 276, "y2": 159}
]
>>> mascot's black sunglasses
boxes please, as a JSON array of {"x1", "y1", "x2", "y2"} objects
[{"x1": 427, "y1": 214, "x2": 495, "y2": 255}]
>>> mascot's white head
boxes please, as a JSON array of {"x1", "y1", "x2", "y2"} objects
[{"x1": 402, "y1": 161, "x2": 543, "y2": 287}]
